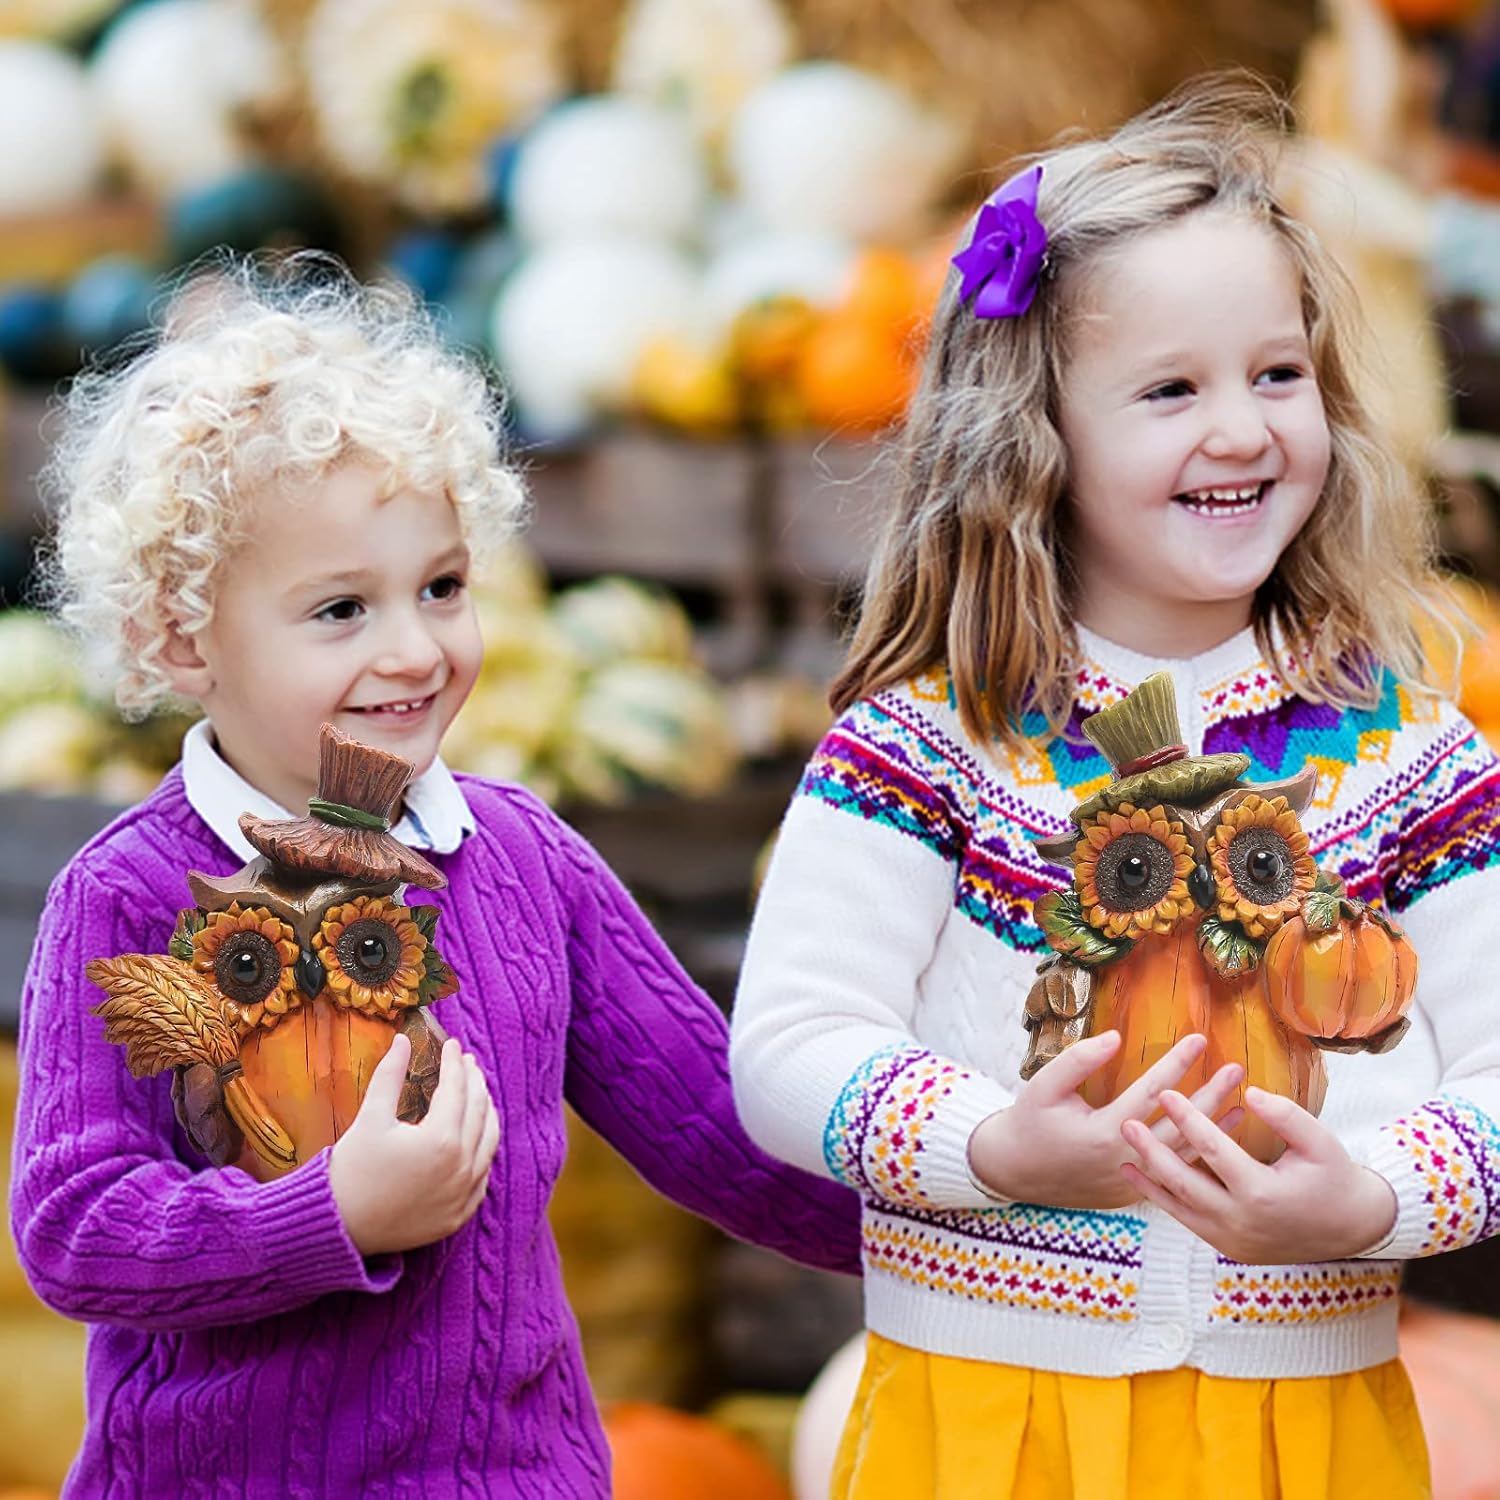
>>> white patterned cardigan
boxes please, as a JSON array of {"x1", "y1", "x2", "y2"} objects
[{"x1": 731, "y1": 626, "x2": 1500, "y2": 1378}]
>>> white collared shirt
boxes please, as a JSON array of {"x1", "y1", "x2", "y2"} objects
[{"x1": 180, "y1": 718, "x2": 475, "y2": 865}]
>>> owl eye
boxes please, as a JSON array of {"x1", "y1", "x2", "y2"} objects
[
  {"x1": 1092, "y1": 832, "x2": 1177, "y2": 914},
  {"x1": 214, "y1": 931, "x2": 284, "y2": 1005},
  {"x1": 1227, "y1": 828, "x2": 1296, "y2": 904},
  {"x1": 336, "y1": 917, "x2": 402, "y2": 987}
]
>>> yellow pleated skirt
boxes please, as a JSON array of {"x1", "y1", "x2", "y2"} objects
[{"x1": 831, "y1": 1333, "x2": 1431, "y2": 1500}]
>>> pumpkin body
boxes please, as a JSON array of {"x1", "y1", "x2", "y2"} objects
[
  {"x1": 605, "y1": 1400, "x2": 792, "y2": 1500},
  {"x1": 1081, "y1": 925, "x2": 1327, "y2": 1164},
  {"x1": 1263, "y1": 910, "x2": 1417, "y2": 1042},
  {"x1": 231, "y1": 1001, "x2": 404, "y2": 1181}
]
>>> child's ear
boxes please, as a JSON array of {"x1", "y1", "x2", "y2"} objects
[{"x1": 157, "y1": 618, "x2": 214, "y2": 698}]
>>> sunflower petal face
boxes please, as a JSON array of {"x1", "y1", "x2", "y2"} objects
[
  {"x1": 1073, "y1": 801, "x2": 1193, "y2": 943},
  {"x1": 1207, "y1": 794, "x2": 1318, "y2": 940},
  {"x1": 315, "y1": 893, "x2": 441, "y2": 1017}
]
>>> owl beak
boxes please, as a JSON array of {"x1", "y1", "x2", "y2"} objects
[
  {"x1": 295, "y1": 947, "x2": 326, "y2": 999},
  {"x1": 1188, "y1": 861, "x2": 1216, "y2": 910}
]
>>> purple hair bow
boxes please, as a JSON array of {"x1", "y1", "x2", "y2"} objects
[{"x1": 951, "y1": 164, "x2": 1047, "y2": 319}]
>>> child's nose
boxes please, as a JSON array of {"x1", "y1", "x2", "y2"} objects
[
  {"x1": 1201, "y1": 392, "x2": 1270, "y2": 460},
  {"x1": 374, "y1": 618, "x2": 445, "y2": 677}
]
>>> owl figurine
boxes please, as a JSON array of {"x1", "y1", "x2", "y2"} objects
[
  {"x1": 85, "y1": 723, "x2": 459, "y2": 1182},
  {"x1": 1023, "y1": 672, "x2": 1416, "y2": 1164}
]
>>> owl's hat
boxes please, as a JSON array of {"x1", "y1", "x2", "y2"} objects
[
  {"x1": 234, "y1": 723, "x2": 447, "y2": 890},
  {"x1": 1070, "y1": 672, "x2": 1250, "y2": 825}
]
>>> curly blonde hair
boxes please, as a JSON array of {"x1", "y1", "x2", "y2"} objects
[
  {"x1": 41, "y1": 253, "x2": 526, "y2": 716},
  {"x1": 831, "y1": 74, "x2": 1448, "y2": 748}
]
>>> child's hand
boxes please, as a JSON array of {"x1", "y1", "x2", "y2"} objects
[
  {"x1": 329, "y1": 1034, "x2": 501, "y2": 1256},
  {"x1": 1119, "y1": 1085, "x2": 1398, "y2": 1263},
  {"x1": 968, "y1": 1032, "x2": 1243, "y2": 1210}
]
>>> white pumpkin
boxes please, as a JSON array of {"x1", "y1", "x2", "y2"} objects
[
  {"x1": 507, "y1": 96, "x2": 708, "y2": 247},
  {"x1": 790, "y1": 1334, "x2": 866, "y2": 1500},
  {"x1": 728, "y1": 62, "x2": 960, "y2": 244},
  {"x1": 490, "y1": 237, "x2": 705, "y2": 436},
  {"x1": 556, "y1": 659, "x2": 739, "y2": 803},
  {"x1": 303, "y1": 0, "x2": 566, "y2": 214},
  {"x1": 701, "y1": 229, "x2": 855, "y2": 335},
  {"x1": 551, "y1": 576, "x2": 697, "y2": 668},
  {"x1": 0, "y1": 40, "x2": 103, "y2": 216},
  {"x1": 612, "y1": 0, "x2": 794, "y2": 143},
  {"x1": 91, "y1": 0, "x2": 285, "y2": 196}
]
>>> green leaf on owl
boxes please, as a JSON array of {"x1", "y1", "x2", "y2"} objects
[
  {"x1": 1196, "y1": 913, "x2": 1262, "y2": 978},
  {"x1": 169, "y1": 906, "x2": 208, "y2": 963},
  {"x1": 409, "y1": 905, "x2": 459, "y2": 1006},
  {"x1": 1036, "y1": 887, "x2": 1134, "y2": 966}
]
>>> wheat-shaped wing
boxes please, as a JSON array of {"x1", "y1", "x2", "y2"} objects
[{"x1": 86, "y1": 954, "x2": 238, "y2": 1077}]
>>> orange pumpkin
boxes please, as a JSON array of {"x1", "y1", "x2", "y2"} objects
[
  {"x1": 1262, "y1": 901, "x2": 1417, "y2": 1044},
  {"x1": 1400, "y1": 1302, "x2": 1500, "y2": 1500},
  {"x1": 795, "y1": 313, "x2": 917, "y2": 433},
  {"x1": 605, "y1": 1402, "x2": 792, "y2": 1500},
  {"x1": 1081, "y1": 928, "x2": 1327, "y2": 1165}
]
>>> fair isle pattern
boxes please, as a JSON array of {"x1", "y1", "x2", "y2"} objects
[
  {"x1": 798, "y1": 707, "x2": 964, "y2": 865},
  {"x1": 1384, "y1": 1095, "x2": 1500, "y2": 1254},
  {"x1": 804, "y1": 662, "x2": 1500, "y2": 962},
  {"x1": 1305, "y1": 718, "x2": 1500, "y2": 910},
  {"x1": 1210, "y1": 1260, "x2": 1401, "y2": 1326},
  {"x1": 801, "y1": 687, "x2": 1071, "y2": 954},
  {"x1": 862, "y1": 1202, "x2": 1144, "y2": 1321},
  {"x1": 823, "y1": 1045, "x2": 979, "y2": 1209},
  {"x1": 1200, "y1": 660, "x2": 1298, "y2": 725},
  {"x1": 1200, "y1": 669, "x2": 1409, "y2": 792},
  {"x1": 1389, "y1": 730, "x2": 1500, "y2": 910},
  {"x1": 909, "y1": 664, "x2": 1120, "y2": 801}
]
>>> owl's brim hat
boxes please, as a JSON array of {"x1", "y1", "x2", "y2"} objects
[
  {"x1": 238, "y1": 724, "x2": 447, "y2": 890},
  {"x1": 1067, "y1": 672, "x2": 1249, "y2": 825}
]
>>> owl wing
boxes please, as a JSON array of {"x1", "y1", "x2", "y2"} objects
[
  {"x1": 1021, "y1": 958, "x2": 1095, "y2": 1080},
  {"x1": 86, "y1": 954, "x2": 238, "y2": 1077}
]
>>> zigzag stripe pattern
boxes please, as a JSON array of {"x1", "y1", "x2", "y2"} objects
[
  {"x1": 798, "y1": 712, "x2": 965, "y2": 865},
  {"x1": 802, "y1": 662, "x2": 1500, "y2": 963},
  {"x1": 1389, "y1": 739, "x2": 1500, "y2": 909},
  {"x1": 1201, "y1": 670, "x2": 1405, "y2": 780}
]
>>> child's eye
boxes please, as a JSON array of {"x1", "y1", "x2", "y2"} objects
[
  {"x1": 1257, "y1": 365, "x2": 1305, "y2": 387},
  {"x1": 314, "y1": 597, "x2": 364, "y2": 624},
  {"x1": 422, "y1": 573, "x2": 466, "y2": 603},
  {"x1": 1145, "y1": 380, "x2": 1193, "y2": 402}
]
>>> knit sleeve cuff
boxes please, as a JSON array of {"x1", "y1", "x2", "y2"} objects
[
  {"x1": 245, "y1": 1149, "x2": 403, "y2": 1296},
  {"x1": 1353, "y1": 1096, "x2": 1500, "y2": 1260},
  {"x1": 822, "y1": 1044, "x2": 1013, "y2": 1212}
]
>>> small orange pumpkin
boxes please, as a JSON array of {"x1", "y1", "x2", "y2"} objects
[
  {"x1": 1262, "y1": 892, "x2": 1418, "y2": 1043},
  {"x1": 604, "y1": 1401, "x2": 792, "y2": 1500}
]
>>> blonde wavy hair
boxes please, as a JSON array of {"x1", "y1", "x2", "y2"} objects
[
  {"x1": 831, "y1": 74, "x2": 1448, "y2": 749},
  {"x1": 41, "y1": 253, "x2": 526, "y2": 716}
]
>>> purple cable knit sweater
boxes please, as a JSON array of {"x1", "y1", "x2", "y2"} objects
[{"x1": 9, "y1": 769, "x2": 861, "y2": 1497}]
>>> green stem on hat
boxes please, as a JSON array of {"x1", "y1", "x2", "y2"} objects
[{"x1": 307, "y1": 797, "x2": 390, "y2": 832}]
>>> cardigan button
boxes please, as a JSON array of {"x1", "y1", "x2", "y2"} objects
[{"x1": 1157, "y1": 1321, "x2": 1189, "y2": 1356}]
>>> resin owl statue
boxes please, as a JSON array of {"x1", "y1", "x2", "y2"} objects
[
  {"x1": 85, "y1": 724, "x2": 459, "y2": 1182},
  {"x1": 1023, "y1": 672, "x2": 1416, "y2": 1163}
]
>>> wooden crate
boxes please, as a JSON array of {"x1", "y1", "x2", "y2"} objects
[
  {"x1": 0, "y1": 386, "x2": 51, "y2": 538},
  {"x1": 524, "y1": 432, "x2": 771, "y2": 674},
  {"x1": 0, "y1": 198, "x2": 160, "y2": 289}
]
